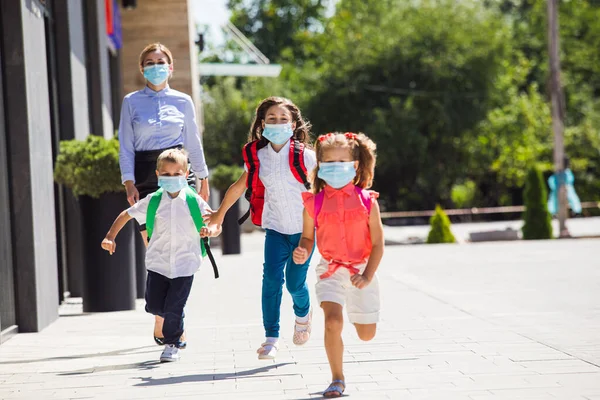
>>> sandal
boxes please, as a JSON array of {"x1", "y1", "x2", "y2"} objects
[
  {"x1": 323, "y1": 380, "x2": 346, "y2": 398},
  {"x1": 256, "y1": 341, "x2": 279, "y2": 360},
  {"x1": 293, "y1": 308, "x2": 313, "y2": 346}
]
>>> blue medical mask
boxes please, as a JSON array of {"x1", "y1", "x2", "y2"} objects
[
  {"x1": 317, "y1": 161, "x2": 357, "y2": 189},
  {"x1": 262, "y1": 123, "x2": 293, "y2": 145},
  {"x1": 158, "y1": 176, "x2": 188, "y2": 193},
  {"x1": 143, "y1": 64, "x2": 170, "y2": 85}
]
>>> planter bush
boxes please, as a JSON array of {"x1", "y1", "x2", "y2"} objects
[
  {"x1": 211, "y1": 164, "x2": 244, "y2": 255},
  {"x1": 522, "y1": 166, "x2": 553, "y2": 240},
  {"x1": 54, "y1": 135, "x2": 135, "y2": 312},
  {"x1": 427, "y1": 205, "x2": 456, "y2": 244}
]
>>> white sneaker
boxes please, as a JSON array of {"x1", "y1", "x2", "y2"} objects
[
  {"x1": 257, "y1": 340, "x2": 279, "y2": 360},
  {"x1": 160, "y1": 344, "x2": 180, "y2": 362}
]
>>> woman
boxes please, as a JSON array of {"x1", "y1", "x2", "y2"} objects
[{"x1": 118, "y1": 42, "x2": 209, "y2": 346}]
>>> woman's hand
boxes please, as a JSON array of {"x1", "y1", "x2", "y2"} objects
[
  {"x1": 199, "y1": 178, "x2": 210, "y2": 202},
  {"x1": 101, "y1": 238, "x2": 117, "y2": 255},
  {"x1": 124, "y1": 181, "x2": 139, "y2": 206}
]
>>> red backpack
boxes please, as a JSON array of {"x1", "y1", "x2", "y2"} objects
[{"x1": 238, "y1": 139, "x2": 311, "y2": 226}]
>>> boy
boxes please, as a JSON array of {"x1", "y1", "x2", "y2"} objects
[{"x1": 101, "y1": 149, "x2": 221, "y2": 362}]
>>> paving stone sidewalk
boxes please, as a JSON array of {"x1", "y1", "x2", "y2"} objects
[{"x1": 1, "y1": 232, "x2": 599, "y2": 400}]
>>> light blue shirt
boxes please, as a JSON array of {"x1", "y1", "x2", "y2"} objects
[{"x1": 118, "y1": 86, "x2": 208, "y2": 183}]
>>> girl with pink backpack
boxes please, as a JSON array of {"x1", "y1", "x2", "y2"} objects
[{"x1": 292, "y1": 132, "x2": 384, "y2": 398}]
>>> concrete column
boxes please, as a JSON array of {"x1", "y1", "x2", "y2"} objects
[
  {"x1": 84, "y1": 0, "x2": 114, "y2": 139},
  {"x1": 0, "y1": 0, "x2": 59, "y2": 332},
  {"x1": 119, "y1": 0, "x2": 200, "y2": 108}
]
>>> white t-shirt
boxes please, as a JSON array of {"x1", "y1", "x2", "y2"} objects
[
  {"x1": 127, "y1": 189, "x2": 211, "y2": 279},
  {"x1": 245, "y1": 140, "x2": 317, "y2": 235}
]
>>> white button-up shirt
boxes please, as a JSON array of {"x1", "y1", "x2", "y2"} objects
[
  {"x1": 247, "y1": 140, "x2": 316, "y2": 235},
  {"x1": 127, "y1": 189, "x2": 210, "y2": 279}
]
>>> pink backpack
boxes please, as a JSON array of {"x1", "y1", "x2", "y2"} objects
[{"x1": 313, "y1": 186, "x2": 372, "y2": 228}]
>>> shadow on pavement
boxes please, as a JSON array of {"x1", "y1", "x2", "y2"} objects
[
  {"x1": 134, "y1": 362, "x2": 295, "y2": 386},
  {"x1": 0, "y1": 346, "x2": 157, "y2": 365},
  {"x1": 57, "y1": 360, "x2": 161, "y2": 376}
]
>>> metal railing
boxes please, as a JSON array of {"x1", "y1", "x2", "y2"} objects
[{"x1": 380, "y1": 201, "x2": 600, "y2": 219}]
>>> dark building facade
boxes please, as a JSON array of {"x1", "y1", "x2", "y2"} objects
[{"x1": 0, "y1": 0, "x2": 123, "y2": 342}]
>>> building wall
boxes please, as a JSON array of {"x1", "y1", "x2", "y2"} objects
[
  {"x1": 119, "y1": 0, "x2": 200, "y2": 105},
  {"x1": 0, "y1": 0, "x2": 59, "y2": 332}
]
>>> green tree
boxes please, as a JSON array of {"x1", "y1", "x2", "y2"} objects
[
  {"x1": 522, "y1": 166, "x2": 553, "y2": 240},
  {"x1": 427, "y1": 205, "x2": 456, "y2": 244},
  {"x1": 227, "y1": 0, "x2": 329, "y2": 63}
]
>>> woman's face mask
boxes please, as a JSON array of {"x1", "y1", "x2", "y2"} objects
[{"x1": 143, "y1": 64, "x2": 170, "y2": 85}]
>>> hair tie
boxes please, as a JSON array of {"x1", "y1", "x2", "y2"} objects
[
  {"x1": 318, "y1": 133, "x2": 335, "y2": 142},
  {"x1": 344, "y1": 132, "x2": 358, "y2": 140}
]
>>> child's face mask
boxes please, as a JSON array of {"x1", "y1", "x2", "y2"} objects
[
  {"x1": 158, "y1": 175, "x2": 187, "y2": 193},
  {"x1": 318, "y1": 161, "x2": 356, "y2": 189},
  {"x1": 262, "y1": 123, "x2": 293, "y2": 145}
]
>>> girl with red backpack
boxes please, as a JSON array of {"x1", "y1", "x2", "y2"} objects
[
  {"x1": 292, "y1": 132, "x2": 384, "y2": 398},
  {"x1": 205, "y1": 97, "x2": 316, "y2": 359}
]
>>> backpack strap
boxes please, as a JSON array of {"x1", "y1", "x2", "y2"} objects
[
  {"x1": 289, "y1": 139, "x2": 311, "y2": 190},
  {"x1": 313, "y1": 187, "x2": 372, "y2": 229},
  {"x1": 146, "y1": 188, "x2": 164, "y2": 241},
  {"x1": 355, "y1": 186, "x2": 372, "y2": 213},
  {"x1": 239, "y1": 140, "x2": 268, "y2": 225},
  {"x1": 184, "y1": 187, "x2": 219, "y2": 279},
  {"x1": 313, "y1": 191, "x2": 325, "y2": 228}
]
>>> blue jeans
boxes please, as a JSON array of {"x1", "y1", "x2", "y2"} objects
[{"x1": 262, "y1": 229, "x2": 314, "y2": 338}]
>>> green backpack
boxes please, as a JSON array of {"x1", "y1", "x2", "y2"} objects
[{"x1": 146, "y1": 186, "x2": 219, "y2": 278}]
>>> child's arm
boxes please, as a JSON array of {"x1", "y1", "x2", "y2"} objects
[
  {"x1": 293, "y1": 209, "x2": 315, "y2": 264},
  {"x1": 351, "y1": 199, "x2": 384, "y2": 289},
  {"x1": 204, "y1": 171, "x2": 247, "y2": 226},
  {"x1": 101, "y1": 210, "x2": 133, "y2": 255}
]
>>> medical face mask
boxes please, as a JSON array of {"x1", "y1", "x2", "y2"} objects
[
  {"x1": 317, "y1": 161, "x2": 357, "y2": 189},
  {"x1": 262, "y1": 123, "x2": 294, "y2": 145},
  {"x1": 158, "y1": 176, "x2": 187, "y2": 193},
  {"x1": 143, "y1": 64, "x2": 170, "y2": 85}
]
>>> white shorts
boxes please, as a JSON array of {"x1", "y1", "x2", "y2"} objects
[{"x1": 315, "y1": 258, "x2": 380, "y2": 324}]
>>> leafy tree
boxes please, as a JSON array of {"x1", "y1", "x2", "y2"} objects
[
  {"x1": 227, "y1": 0, "x2": 330, "y2": 63},
  {"x1": 522, "y1": 166, "x2": 553, "y2": 240}
]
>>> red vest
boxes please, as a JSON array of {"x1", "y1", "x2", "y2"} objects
[{"x1": 239, "y1": 139, "x2": 311, "y2": 226}]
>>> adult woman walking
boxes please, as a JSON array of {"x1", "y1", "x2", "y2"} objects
[{"x1": 118, "y1": 42, "x2": 209, "y2": 346}]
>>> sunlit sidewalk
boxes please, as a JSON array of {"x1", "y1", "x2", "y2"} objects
[{"x1": 1, "y1": 232, "x2": 600, "y2": 399}]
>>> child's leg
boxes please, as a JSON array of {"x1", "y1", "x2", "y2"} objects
[
  {"x1": 354, "y1": 324, "x2": 377, "y2": 341},
  {"x1": 145, "y1": 271, "x2": 170, "y2": 317},
  {"x1": 347, "y1": 271, "x2": 380, "y2": 341},
  {"x1": 322, "y1": 301, "x2": 346, "y2": 386},
  {"x1": 262, "y1": 229, "x2": 289, "y2": 338},
  {"x1": 285, "y1": 232, "x2": 313, "y2": 319},
  {"x1": 162, "y1": 275, "x2": 194, "y2": 346}
]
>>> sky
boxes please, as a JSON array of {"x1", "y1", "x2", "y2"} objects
[{"x1": 191, "y1": 0, "x2": 230, "y2": 46}]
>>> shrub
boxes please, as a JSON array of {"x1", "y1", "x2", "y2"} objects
[
  {"x1": 210, "y1": 164, "x2": 244, "y2": 192},
  {"x1": 522, "y1": 166, "x2": 553, "y2": 240},
  {"x1": 427, "y1": 205, "x2": 456, "y2": 244},
  {"x1": 451, "y1": 179, "x2": 478, "y2": 208},
  {"x1": 54, "y1": 135, "x2": 123, "y2": 198}
]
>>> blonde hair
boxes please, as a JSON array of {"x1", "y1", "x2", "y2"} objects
[
  {"x1": 139, "y1": 42, "x2": 174, "y2": 66},
  {"x1": 156, "y1": 149, "x2": 188, "y2": 171},
  {"x1": 312, "y1": 132, "x2": 377, "y2": 193}
]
